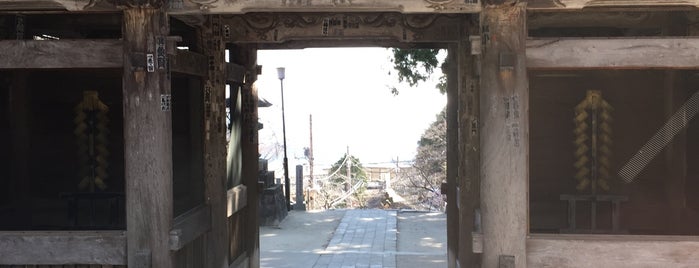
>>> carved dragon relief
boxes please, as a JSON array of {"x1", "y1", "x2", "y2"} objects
[{"x1": 223, "y1": 13, "x2": 459, "y2": 44}]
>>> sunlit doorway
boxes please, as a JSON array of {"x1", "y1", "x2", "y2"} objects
[{"x1": 252, "y1": 48, "x2": 448, "y2": 268}]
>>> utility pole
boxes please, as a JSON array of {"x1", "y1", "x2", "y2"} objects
[{"x1": 309, "y1": 114, "x2": 314, "y2": 188}]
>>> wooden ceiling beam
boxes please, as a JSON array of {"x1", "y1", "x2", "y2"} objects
[
  {"x1": 527, "y1": 37, "x2": 699, "y2": 69},
  {"x1": 0, "y1": 39, "x2": 122, "y2": 69}
]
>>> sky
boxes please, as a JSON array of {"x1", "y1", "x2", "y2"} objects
[{"x1": 253, "y1": 48, "x2": 447, "y2": 173}]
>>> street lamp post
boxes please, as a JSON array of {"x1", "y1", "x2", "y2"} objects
[{"x1": 277, "y1": 67, "x2": 291, "y2": 211}]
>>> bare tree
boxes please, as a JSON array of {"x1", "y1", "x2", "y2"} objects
[{"x1": 394, "y1": 108, "x2": 446, "y2": 211}]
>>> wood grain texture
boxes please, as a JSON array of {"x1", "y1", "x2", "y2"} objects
[
  {"x1": 227, "y1": 185, "x2": 248, "y2": 216},
  {"x1": 238, "y1": 46, "x2": 260, "y2": 268},
  {"x1": 456, "y1": 16, "x2": 482, "y2": 268},
  {"x1": 170, "y1": 205, "x2": 212, "y2": 251},
  {"x1": 528, "y1": 234, "x2": 699, "y2": 267},
  {"x1": 0, "y1": 0, "x2": 65, "y2": 10},
  {"x1": 4, "y1": 0, "x2": 698, "y2": 13},
  {"x1": 200, "y1": 16, "x2": 230, "y2": 268},
  {"x1": 0, "y1": 231, "x2": 126, "y2": 265},
  {"x1": 527, "y1": 38, "x2": 699, "y2": 69},
  {"x1": 168, "y1": 0, "x2": 480, "y2": 15},
  {"x1": 171, "y1": 50, "x2": 208, "y2": 77},
  {"x1": 0, "y1": 40, "x2": 122, "y2": 69},
  {"x1": 445, "y1": 43, "x2": 459, "y2": 268},
  {"x1": 480, "y1": 4, "x2": 529, "y2": 268},
  {"x1": 122, "y1": 8, "x2": 174, "y2": 268},
  {"x1": 526, "y1": 0, "x2": 699, "y2": 11}
]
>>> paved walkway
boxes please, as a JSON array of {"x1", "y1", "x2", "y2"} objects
[
  {"x1": 313, "y1": 210, "x2": 397, "y2": 268},
  {"x1": 260, "y1": 209, "x2": 446, "y2": 268}
]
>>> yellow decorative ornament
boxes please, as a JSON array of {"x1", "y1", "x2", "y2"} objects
[
  {"x1": 573, "y1": 90, "x2": 613, "y2": 193},
  {"x1": 74, "y1": 91, "x2": 110, "y2": 191}
]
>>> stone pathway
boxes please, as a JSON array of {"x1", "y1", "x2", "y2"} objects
[{"x1": 313, "y1": 209, "x2": 397, "y2": 268}]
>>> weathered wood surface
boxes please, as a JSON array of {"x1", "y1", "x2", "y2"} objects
[
  {"x1": 528, "y1": 12, "x2": 666, "y2": 29},
  {"x1": 0, "y1": 231, "x2": 126, "y2": 265},
  {"x1": 527, "y1": 38, "x2": 699, "y2": 69},
  {"x1": 528, "y1": 234, "x2": 699, "y2": 267},
  {"x1": 170, "y1": 205, "x2": 212, "y2": 251},
  {"x1": 171, "y1": 0, "x2": 480, "y2": 14},
  {"x1": 0, "y1": 0, "x2": 65, "y2": 10},
  {"x1": 480, "y1": 4, "x2": 529, "y2": 268},
  {"x1": 200, "y1": 15, "x2": 230, "y2": 268},
  {"x1": 228, "y1": 184, "x2": 248, "y2": 216},
  {"x1": 0, "y1": 40, "x2": 122, "y2": 69},
  {"x1": 457, "y1": 16, "x2": 481, "y2": 268},
  {"x1": 171, "y1": 50, "x2": 208, "y2": 77},
  {"x1": 527, "y1": 0, "x2": 699, "y2": 10},
  {"x1": 226, "y1": 62, "x2": 246, "y2": 84},
  {"x1": 229, "y1": 254, "x2": 250, "y2": 268},
  {"x1": 445, "y1": 43, "x2": 459, "y2": 268},
  {"x1": 472, "y1": 232, "x2": 484, "y2": 254},
  {"x1": 238, "y1": 45, "x2": 260, "y2": 268},
  {"x1": 122, "y1": 8, "x2": 174, "y2": 268},
  {"x1": 224, "y1": 13, "x2": 461, "y2": 44},
  {"x1": 9, "y1": 0, "x2": 699, "y2": 13}
]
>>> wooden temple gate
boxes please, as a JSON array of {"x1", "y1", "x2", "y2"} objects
[{"x1": 2, "y1": 0, "x2": 699, "y2": 267}]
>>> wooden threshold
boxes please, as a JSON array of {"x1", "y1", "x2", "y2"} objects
[
  {"x1": 0, "y1": 230, "x2": 126, "y2": 265},
  {"x1": 527, "y1": 233, "x2": 699, "y2": 267}
]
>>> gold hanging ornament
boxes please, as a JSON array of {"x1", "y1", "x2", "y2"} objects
[
  {"x1": 74, "y1": 91, "x2": 110, "y2": 191},
  {"x1": 573, "y1": 90, "x2": 614, "y2": 193}
]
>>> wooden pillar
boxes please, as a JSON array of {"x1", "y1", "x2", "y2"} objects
[
  {"x1": 122, "y1": 6, "x2": 174, "y2": 268},
  {"x1": 446, "y1": 43, "x2": 459, "y2": 268},
  {"x1": 480, "y1": 4, "x2": 529, "y2": 267},
  {"x1": 458, "y1": 15, "x2": 481, "y2": 268},
  {"x1": 239, "y1": 46, "x2": 260, "y2": 268},
  {"x1": 200, "y1": 16, "x2": 229, "y2": 268}
]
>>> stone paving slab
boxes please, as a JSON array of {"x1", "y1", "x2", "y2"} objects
[
  {"x1": 260, "y1": 209, "x2": 446, "y2": 268},
  {"x1": 313, "y1": 209, "x2": 397, "y2": 268}
]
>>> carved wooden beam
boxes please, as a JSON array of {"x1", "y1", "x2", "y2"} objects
[
  {"x1": 2, "y1": 0, "x2": 699, "y2": 12},
  {"x1": 0, "y1": 0, "x2": 481, "y2": 13},
  {"x1": 223, "y1": 13, "x2": 462, "y2": 44},
  {"x1": 169, "y1": 0, "x2": 480, "y2": 14}
]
